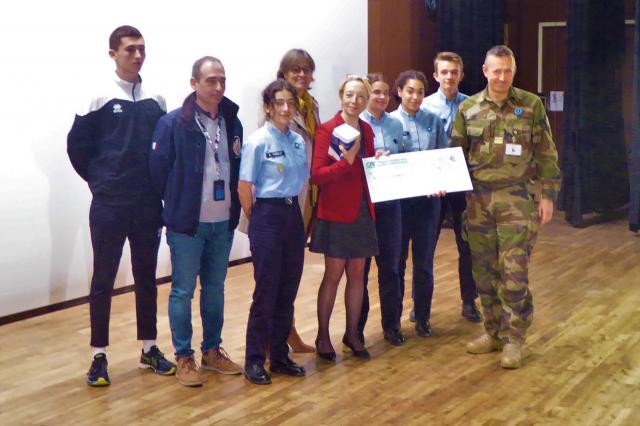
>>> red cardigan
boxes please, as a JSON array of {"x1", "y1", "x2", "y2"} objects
[{"x1": 311, "y1": 111, "x2": 376, "y2": 223}]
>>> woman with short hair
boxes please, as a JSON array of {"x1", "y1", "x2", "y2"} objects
[{"x1": 276, "y1": 48, "x2": 321, "y2": 353}]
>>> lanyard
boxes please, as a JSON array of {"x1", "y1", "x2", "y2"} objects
[{"x1": 194, "y1": 112, "x2": 222, "y2": 179}]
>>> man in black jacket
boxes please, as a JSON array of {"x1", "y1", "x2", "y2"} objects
[
  {"x1": 67, "y1": 25, "x2": 176, "y2": 387},
  {"x1": 149, "y1": 56, "x2": 243, "y2": 387}
]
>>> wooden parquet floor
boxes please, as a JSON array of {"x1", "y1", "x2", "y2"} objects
[{"x1": 1, "y1": 216, "x2": 640, "y2": 426}]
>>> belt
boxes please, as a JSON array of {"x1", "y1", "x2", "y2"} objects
[{"x1": 256, "y1": 196, "x2": 298, "y2": 206}]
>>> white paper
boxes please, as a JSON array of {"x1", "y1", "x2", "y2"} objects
[
  {"x1": 549, "y1": 91, "x2": 564, "y2": 112},
  {"x1": 362, "y1": 147, "x2": 473, "y2": 203}
]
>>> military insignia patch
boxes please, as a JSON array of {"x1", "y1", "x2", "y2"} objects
[
  {"x1": 232, "y1": 136, "x2": 241, "y2": 157},
  {"x1": 514, "y1": 107, "x2": 523, "y2": 117}
]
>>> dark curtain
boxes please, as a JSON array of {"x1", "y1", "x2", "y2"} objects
[
  {"x1": 559, "y1": 0, "x2": 629, "y2": 226},
  {"x1": 435, "y1": 0, "x2": 504, "y2": 95},
  {"x1": 629, "y1": 0, "x2": 640, "y2": 231}
]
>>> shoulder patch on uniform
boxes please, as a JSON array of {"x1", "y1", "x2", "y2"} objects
[{"x1": 232, "y1": 136, "x2": 242, "y2": 157}]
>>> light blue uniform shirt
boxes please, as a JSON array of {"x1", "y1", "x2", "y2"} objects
[
  {"x1": 240, "y1": 121, "x2": 309, "y2": 198},
  {"x1": 390, "y1": 106, "x2": 447, "y2": 153},
  {"x1": 360, "y1": 110, "x2": 404, "y2": 154},
  {"x1": 421, "y1": 88, "x2": 469, "y2": 138}
]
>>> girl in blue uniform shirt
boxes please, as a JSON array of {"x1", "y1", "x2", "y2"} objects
[
  {"x1": 390, "y1": 70, "x2": 447, "y2": 338},
  {"x1": 238, "y1": 79, "x2": 309, "y2": 385},
  {"x1": 357, "y1": 73, "x2": 407, "y2": 346}
]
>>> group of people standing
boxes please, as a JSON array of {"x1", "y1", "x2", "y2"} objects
[{"x1": 67, "y1": 24, "x2": 560, "y2": 388}]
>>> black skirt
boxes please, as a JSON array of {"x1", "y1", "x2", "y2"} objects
[{"x1": 309, "y1": 197, "x2": 379, "y2": 259}]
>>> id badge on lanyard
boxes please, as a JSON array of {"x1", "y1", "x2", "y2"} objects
[{"x1": 195, "y1": 113, "x2": 226, "y2": 201}]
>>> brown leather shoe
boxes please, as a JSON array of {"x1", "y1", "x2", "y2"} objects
[
  {"x1": 500, "y1": 342, "x2": 523, "y2": 369},
  {"x1": 176, "y1": 356, "x2": 203, "y2": 387},
  {"x1": 287, "y1": 326, "x2": 315, "y2": 353},
  {"x1": 201, "y1": 347, "x2": 242, "y2": 375},
  {"x1": 466, "y1": 334, "x2": 504, "y2": 354}
]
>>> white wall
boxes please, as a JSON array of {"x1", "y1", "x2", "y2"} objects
[{"x1": 0, "y1": 0, "x2": 367, "y2": 317}]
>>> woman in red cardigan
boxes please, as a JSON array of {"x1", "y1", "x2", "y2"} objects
[{"x1": 310, "y1": 75, "x2": 378, "y2": 360}]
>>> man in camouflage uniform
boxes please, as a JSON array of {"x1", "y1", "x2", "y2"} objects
[{"x1": 450, "y1": 45, "x2": 561, "y2": 369}]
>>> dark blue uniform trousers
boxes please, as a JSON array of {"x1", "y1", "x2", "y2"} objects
[
  {"x1": 399, "y1": 196, "x2": 440, "y2": 324},
  {"x1": 436, "y1": 192, "x2": 477, "y2": 302},
  {"x1": 358, "y1": 201, "x2": 403, "y2": 337},
  {"x1": 245, "y1": 198, "x2": 305, "y2": 366},
  {"x1": 88, "y1": 201, "x2": 162, "y2": 347}
]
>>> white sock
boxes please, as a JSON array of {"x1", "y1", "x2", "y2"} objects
[
  {"x1": 142, "y1": 340, "x2": 156, "y2": 354},
  {"x1": 92, "y1": 347, "x2": 106, "y2": 357}
]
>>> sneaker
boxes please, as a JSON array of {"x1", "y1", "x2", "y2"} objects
[
  {"x1": 87, "y1": 353, "x2": 110, "y2": 387},
  {"x1": 176, "y1": 356, "x2": 203, "y2": 387},
  {"x1": 466, "y1": 334, "x2": 504, "y2": 354},
  {"x1": 201, "y1": 347, "x2": 242, "y2": 375},
  {"x1": 500, "y1": 342, "x2": 523, "y2": 369},
  {"x1": 139, "y1": 346, "x2": 177, "y2": 376}
]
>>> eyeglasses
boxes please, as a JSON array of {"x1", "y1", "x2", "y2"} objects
[
  {"x1": 273, "y1": 99, "x2": 297, "y2": 108},
  {"x1": 290, "y1": 66, "x2": 312, "y2": 75}
]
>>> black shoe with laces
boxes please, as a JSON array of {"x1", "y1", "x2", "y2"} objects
[
  {"x1": 270, "y1": 358, "x2": 306, "y2": 377},
  {"x1": 139, "y1": 345, "x2": 177, "y2": 376},
  {"x1": 244, "y1": 363, "x2": 272, "y2": 385},
  {"x1": 415, "y1": 321, "x2": 433, "y2": 337},
  {"x1": 87, "y1": 353, "x2": 110, "y2": 387}
]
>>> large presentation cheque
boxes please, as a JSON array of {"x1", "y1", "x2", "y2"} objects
[{"x1": 362, "y1": 147, "x2": 473, "y2": 203}]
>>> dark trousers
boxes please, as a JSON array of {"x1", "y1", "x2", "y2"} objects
[
  {"x1": 399, "y1": 197, "x2": 440, "y2": 324},
  {"x1": 89, "y1": 201, "x2": 161, "y2": 347},
  {"x1": 436, "y1": 192, "x2": 477, "y2": 302},
  {"x1": 245, "y1": 199, "x2": 305, "y2": 366},
  {"x1": 358, "y1": 201, "x2": 403, "y2": 337}
]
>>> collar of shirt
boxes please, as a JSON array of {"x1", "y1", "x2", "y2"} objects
[
  {"x1": 265, "y1": 120, "x2": 292, "y2": 139},
  {"x1": 396, "y1": 105, "x2": 422, "y2": 121},
  {"x1": 479, "y1": 86, "x2": 519, "y2": 107},
  {"x1": 436, "y1": 88, "x2": 468, "y2": 107},
  {"x1": 114, "y1": 72, "x2": 141, "y2": 100},
  {"x1": 194, "y1": 102, "x2": 219, "y2": 120},
  {"x1": 361, "y1": 109, "x2": 385, "y2": 125}
]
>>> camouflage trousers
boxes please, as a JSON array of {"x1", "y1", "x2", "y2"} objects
[{"x1": 463, "y1": 184, "x2": 539, "y2": 343}]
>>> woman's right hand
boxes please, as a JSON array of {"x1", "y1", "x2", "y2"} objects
[{"x1": 339, "y1": 137, "x2": 361, "y2": 165}]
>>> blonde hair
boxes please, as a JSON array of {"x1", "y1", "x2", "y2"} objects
[
  {"x1": 338, "y1": 75, "x2": 371, "y2": 99},
  {"x1": 434, "y1": 51, "x2": 464, "y2": 73}
]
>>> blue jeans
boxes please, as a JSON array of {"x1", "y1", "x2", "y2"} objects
[{"x1": 167, "y1": 222, "x2": 233, "y2": 358}]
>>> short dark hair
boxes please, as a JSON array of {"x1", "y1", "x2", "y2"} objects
[
  {"x1": 191, "y1": 56, "x2": 223, "y2": 80},
  {"x1": 109, "y1": 25, "x2": 143, "y2": 50},
  {"x1": 393, "y1": 70, "x2": 428, "y2": 102},
  {"x1": 485, "y1": 45, "x2": 516, "y2": 66},
  {"x1": 366, "y1": 72, "x2": 387, "y2": 85},
  {"x1": 434, "y1": 51, "x2": 464, "y2": 73},
  {"x1": 262, "y1": 79, "x2": 298, "y2": 107},
  {"x1": 277, "y1": 48, "x2": 316, "y2": 79}
]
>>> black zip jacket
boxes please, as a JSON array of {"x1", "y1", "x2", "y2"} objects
[{"x1": 67, "y1": 74, "x2": 165, "y2": 205}]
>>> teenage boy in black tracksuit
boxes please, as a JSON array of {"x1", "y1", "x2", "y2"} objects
[{"x1": 67, "y1": 25, "x2": 175, "y2": 387}]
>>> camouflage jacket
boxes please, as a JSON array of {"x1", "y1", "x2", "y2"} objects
[{"x1": 451, "y1": 87, "x2": 561, "y2": 201}]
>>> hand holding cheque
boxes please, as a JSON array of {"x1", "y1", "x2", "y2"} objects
[{"x1": 362, "y1": 147, "x2": 473, "y2": 203}]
